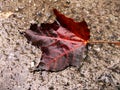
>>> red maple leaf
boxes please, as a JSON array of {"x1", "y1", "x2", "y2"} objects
[{"x1": 25, "y1": 9, "x2": 90, "y2": 71}]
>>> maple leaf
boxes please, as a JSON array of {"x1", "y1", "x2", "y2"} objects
[{"x1": 25, "y1": 9, "x2": 90, "y2": 71}]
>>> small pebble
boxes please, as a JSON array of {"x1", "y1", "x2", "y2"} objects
[
  {"x1": 31, "y1": 61, "x2": 35, "y2": 67},
  {"x1": 29, "y1": 0, "x2": 32, "y2": 3},
  {"x1": 54, "y1": 0, "x2": 58, "y2": 2},
  {"x1": 18, "y1": 5, "x2": 25, "y2": 9},
  {"x1": 29, "y1": 20, "x2": 37, "y2": 24},
  {"x1": 8, "y1": 53, "x2": 15, "y2": 59},
  {"x1": 94, "y1": 48, "x2": 100, "y2": 52},
  {"x1": 15, "y1": 8, "x2": 19, "y2": 12}
]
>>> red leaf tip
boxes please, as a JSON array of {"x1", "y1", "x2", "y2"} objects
[{"x1": 53, "y1": 9, "x2": 90, "y2": 41}]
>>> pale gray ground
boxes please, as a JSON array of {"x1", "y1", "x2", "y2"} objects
[{"x1": 0, "y1": 0, "x2": 120, "y2": 90}]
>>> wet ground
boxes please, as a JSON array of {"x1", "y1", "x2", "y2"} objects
[{"x1": 0, "y1": 0, "x2": 120, "y2": 90}]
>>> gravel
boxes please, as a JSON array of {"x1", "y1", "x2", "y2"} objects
[{"x1": 0, "y1": 0, "x2": 120, "y2": 90}]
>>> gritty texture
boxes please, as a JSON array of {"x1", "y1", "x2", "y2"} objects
[{"x1": 0, "y1": 0, "x2": 120, "y2": 90}]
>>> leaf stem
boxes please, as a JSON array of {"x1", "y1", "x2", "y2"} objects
[{"x1": 88, "y1": 40, "x2": 120, "y2": 46}]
